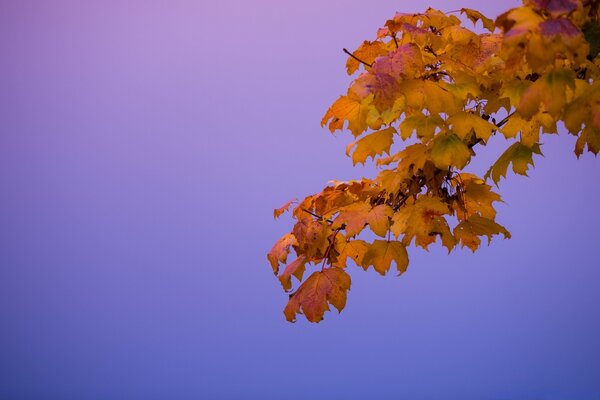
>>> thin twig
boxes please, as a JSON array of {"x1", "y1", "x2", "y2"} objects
[
  {"x1": 343, "y1": 48, "x2": 373, "y2": 68},
  {"x1": 301, "y1": 208, "x2": 334, "y2": 224},
  {"x1": 496, "y1": 111, "x2": 516, "y2": 128}
]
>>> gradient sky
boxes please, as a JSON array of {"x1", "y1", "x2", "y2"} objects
[{"x1": 1, "y1": 1, "x2": 600, "y2": 399}]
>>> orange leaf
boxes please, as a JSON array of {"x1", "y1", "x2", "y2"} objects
[
  {"x1": 362, "y1": 240, "x2": 409, "y2": 275},
  {"x1": 284, "y1": 268, "x2": 351, "y2": 323},
  {"x1": 273, "y1": 199, "x2": 296, "y2": 219},
  {"x1": 267, "y1": 234, "x2": 298, "y2": 275},
  {"x1": 278, "y1": 256, "x2": 307, "y2": 292}
]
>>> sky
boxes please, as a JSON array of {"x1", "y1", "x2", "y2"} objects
[{"x1": 1, "y1": 1, "x2": 600, "y2": 399}]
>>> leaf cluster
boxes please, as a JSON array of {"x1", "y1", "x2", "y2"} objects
[{"x1": 269, "y1": 0, "x2": 600, "y2": 323}]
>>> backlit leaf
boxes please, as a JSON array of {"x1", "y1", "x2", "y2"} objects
[
  {"x1": 448, "y1": 111, "x2": 497, "y2": 141},
  {"x1": 461, "y1": 8, "x2": 495, "y2": 32},
  {"x1": 362, "y1": 240, "x2": 409, "y2": 275},
  {"x1": 351, "y1": 127, "x2": 395, "y2": 165},
  {"x1": 346, "y1": 40, "x2": 389, "y2": 75},
  {"x1": 454, "y1": 215, "x2": 511, "y2": 252},
  {"x1": 284, "y1": 267, "x2": 351, "y2": 323},
  {"x1": 390, "y1": 195, "x2": 455, "y2": 251},
  {"x1": 278, "y1": 256, "x2": 307, "y2": 292},
  {"x1": 484, "y1": 142, "x2": 543, "y2": 185},
  {"x1": 335, "y1": 239, "x2": 370, "y2": 268},
  {"x1": 431, "y1": 133, "x2": 471, "y2": 169}
]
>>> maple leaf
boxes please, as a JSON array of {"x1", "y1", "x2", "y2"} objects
[
  {"x1": 575, "y1": 125, "x2": 600, "y2": 156},
  {"x1": 346, "y1": 40, "x2": 389, "y2": 75},
  {"x1": 351, "y1": 71, "x2": 403, "y2": 113},
  {"x1": 431, "y1": 133, "x2": 471, "y2": 169},
  {"x1": 370, "y1": 43, "x2": 424, "y2": 79},
  {"x1": 461, "y1": 8, "x2": 495, "y2": 32},
  {"x1": 335, "y1": 239, "x2": 370, "y2": 268},
  {"x1": 485, "y1": 142, "x2": 543, "y2": 185},
  {"x1": 292, "y1": 218, "x2": 331, "y2": 259},
  {"x1": 454, "y1": 174, "x2": 502, "y2": 220},
  {"x1": 278, "y1": 256, "x2": 307, "y2": 292},
  {"x1": 267, "y1": 234, "x2": 298, "y2": 275},
  {"x1": 390, "y1": 195, "x2": 455, "y2": 251},
  {"x1": 400, "y1": 112, "x2": 444, "y2": 140},
  {"x1": 332, "y1": 203, "x2": 393, "y2": 238},
  {"x1": 366, "y1": 204, "x2": 393, "y2": 237},
  {"x1": 321, "y1": 93, "x2": 378, "y2": 136},
  {"x1": 518, "y1": 69, "x2": 576, "y2": 118},
  {"x1": 397, "y1": 143, "x2": 430, "y2": 171},
  {"x1": 349, "y1": 127, "x2": 395, "y2": 165},
  {"x1": 312, "y1": 186, "x2": 355, "y2": 217},
  {"x1": 454, "y1": 215, "x2": 511, "y2": 252},
  {"x1": 284, "y1": 267, "x2": 351, "y2": 323},
  {"x1": 499, "y1": 114, "x2": 541, "y2": 143},
  {"x1": 332, "y1": 203, "x2": 371, "y2": 237},
  {"x1": 448, "y1": 111, "x2": 497, "y2": 142},
  {"x1": 362, "y1": 240, "x2": 409, "y2": 275}
]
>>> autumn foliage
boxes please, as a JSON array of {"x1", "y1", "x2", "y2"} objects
[{"x1": 269, "y1": 0, "x2": 600, "y2": 322}]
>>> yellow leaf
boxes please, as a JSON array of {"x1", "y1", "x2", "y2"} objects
[
  {"x1": 499, "y1": 79, "x2": 531, "y2": 111},
  {"x1": 399, "y1": 112, "x2": 444, "y2": 140},
  {"x1": 460, "y1": 8, "x2": 495, "y2": 32},
  {"x1": 391, "y1": 195, "x2": 454, "y2": 251},
  {"x1": 448, "y1": 111, "x2": 497, "y2": 141},
  {"x1": 517, "y1": 69, "x2": 576, "y2": 118},
  {"x1": 454, "y1": 215, "x2": 511, "y2": 252},
  {"x1": 367, "y1": 204, "x2": 393, "y2": 237},
  {"x1": 351, "y1": 127, "x2": 395, "y2": 165},
  {"x1": 321, "y1": 93, "x2": 378, "y2": 136},
  {"x1": 362, "y1": 240, "x2": 409, "y2": 275},
  {"x1": 446, "y1": 72, "x2": 481, "y2": 102},
  {"x1": 484, "y1": 142, "x2": 543, "y2": 185},
  {"x1": 455, "y1": 174, "x2": 502, "y2": 220},
  {"x1": 335, "y1": 239, "x2": 369, "y2": 268},
  {"x1": 284, "y1": 267, "x2": 351, "y2": 323},
  {"x1": 381, "y1": 97, "x2": 406, "y2": 124},
  {"x1": 398, "y1": 143, "x2": 430, "y2": 172},
  {"x1": 377, "y1": 168, "x2": 411, "y2": 193},
  {"x1": 424, "y1": 81, "x2": 462, "y2": 115},
  {"x1": 575, "y1": 125, "x2": 600, "y2": 157},
  {"x1": 442, "y1": 25, "x2": 481, "y2": 46},
  {"x1": 500, "y1": 115, "x2": 541, "y2": 146},
  {"x1": 431, "y1": 133, "x2": 471, "y2": 169}
]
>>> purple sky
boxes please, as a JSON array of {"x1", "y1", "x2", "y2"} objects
[{"x1": 1, "y1": 1, "x2": 600, "y2": 399}]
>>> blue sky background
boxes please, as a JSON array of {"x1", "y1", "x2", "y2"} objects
[{"x1": 1, "y1": 1, "x2": 600, "y2": 399}]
